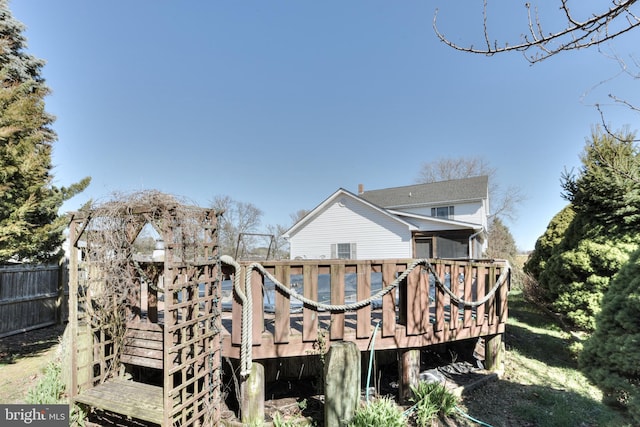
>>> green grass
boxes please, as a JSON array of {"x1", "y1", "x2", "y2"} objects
[
  {"x1": 26, "y1": 361, "x2": 65, "y2": 404},
  {"x1": 458, "y1": 291, "x2": 633, "y2": 427}
]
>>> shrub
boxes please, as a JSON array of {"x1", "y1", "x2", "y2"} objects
[
  {"x1": 539, "y1": 224, "x2": 639, "y2": 330},
  {"x1": 580, "y1": 247, "x2": 640, "y2": 422},
  {"x1": 410, "y1": 381, "x2": 458, "y2": 426},
  {"x1": 348, "y1": 396, "x2": 405, "y2": 427},
  {"x1": 526, "y1": 128, "x2": 640, "y2": 331},
  {"x1": 524, "y1": 204, "x2": 575, "y2": 284}
]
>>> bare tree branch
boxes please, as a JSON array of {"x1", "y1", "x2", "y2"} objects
[
  {"x1": 433, "y1": 0, "x2": 640, "y2": 63},
  {"x1": 415, "y1": 156, "x2": 524, "y2": 221},
  {"x1": 435, "y1": 1, "x2": 640, "y2": 146},
  {"x1": 211, "y1": 195, "x2": 263, "y2": 257}
]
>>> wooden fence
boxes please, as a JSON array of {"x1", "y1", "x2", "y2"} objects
[{"x1": 0, "y1": 262, "x2": 68, "y2": 338}]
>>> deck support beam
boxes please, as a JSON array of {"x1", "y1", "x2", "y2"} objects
[
  {"x1": 324, "y1": 341, "x2": 360, "y2": 427},
  {"x1": 484, "y1": 333, "x2": 503, "y2": 372},
  {"x1": 399, "y1": 348, "x2": 420, "y2": 405},
  {"x1": 240, "y1": 362, "x2": 265, "y2": 425}
]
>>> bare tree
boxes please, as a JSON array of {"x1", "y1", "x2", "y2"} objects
[
  {"x1": 211, "y1": 195, "x2": 263, "y2": 257},
  {"x1": 265, "y1": 223, "x2": 290, "y2": 260},
  {"x1": 416, "y1": 156, "x2": 525, "y2": 221},
  {"x1": 433, "y1": 1, "x2": 640, "y2": 137},
  {"x1": 416, "y1": 157, "x2": 495, "y2": 183},
  {"x1": 289, "y1": 209, "x2": 310, "y2": 225},
  {"x1": 433, "y1": 0, "x2": 640, "y2": 63}
]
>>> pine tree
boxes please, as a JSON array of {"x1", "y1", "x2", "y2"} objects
[
  {"x1": 484, "y1": 217, "x2": 517, "y2": 260},
  {"x1": 562, "y1": 126, "x2": 640, "y2": 233},
  {"x1": 0, "y1": 1, "x2": 89, "y2": 262},
  {"x1": 484, "y1": 217, "x2": 525, "y2": 288}
]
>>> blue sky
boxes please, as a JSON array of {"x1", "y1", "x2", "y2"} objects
[{"x1": 11, "y1": 1, "x2": 639, "y2": 251}]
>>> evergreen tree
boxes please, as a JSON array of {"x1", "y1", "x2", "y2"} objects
[
  {"x1": 524, "y1": 204, "x2": 575, "y2": 282},
  {"x1": 484, "y1": 217, "x2": 524, "y2": 288},
  {"x1": 0, "y1": 1, "x2": 89, "y2": 262},
  {"x1": 484, "y1": 217, "x2": 517, "y2": 260},
  {"x1": 527, "y1": 127, "x2": 640, "y2": 330},
  {"x1": 580, "y1": 246, "x2": 640, "y2": 422},
  {"x1": 562, "y1": 126, "x2": 640, "y2": 233},
  {"x1": 538, "y1": 217, "x2": 639, "y2": 330}
]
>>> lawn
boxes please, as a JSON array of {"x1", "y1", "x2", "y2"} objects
[
  {"x1": 0, "y1": 293, "x2": 632, "y2": 426},
  {"x1": 456, "y1": 291, "x2": 632, "y2": 427}
]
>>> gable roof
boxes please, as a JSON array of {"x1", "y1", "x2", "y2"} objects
[
  {"x1": 359, "y1": 175, "x2": 488, "y2": 209},
  {"x1": 284, "y1": 188, "x2": 419, "y2": 238}
]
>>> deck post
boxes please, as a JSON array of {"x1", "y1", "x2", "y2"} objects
[
  {"x1": 484, "y1": 333, "x2": 504, "y2": 372},
  {"x1": 76, "y1": 324, "x2": 93, "y2": 393},
  {"x1": 240, "y1": 362, "x2": 265, "y2": 425},
  {"x1": 324, "y1": 341, "x2": 360, "y2": 427},
  {"x1": 399, "y1": 348, "x2": 420, "y2": 405}
]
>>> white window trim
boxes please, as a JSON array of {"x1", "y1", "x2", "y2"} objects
[
  {"x1": 431, "y1": 205, "x2": 454, "y2": 219},
  {"x1": 331, "y1": 242, "x2": 357, "y2": 259}
]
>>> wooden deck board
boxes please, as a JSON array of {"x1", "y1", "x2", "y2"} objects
[{"x1": 74, "y1": 378, "x2": 163, "y2": 425}]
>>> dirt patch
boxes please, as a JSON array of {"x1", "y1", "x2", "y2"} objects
[
  {"x1": 219, "y1": 343, "x2": 492, "y2": 426},
  {"x1": 0, "y1": 324, "x2": 66, "y2": 404},
  {"x1": 0, "y1": 326, "x2": 489, "y2": 425}
]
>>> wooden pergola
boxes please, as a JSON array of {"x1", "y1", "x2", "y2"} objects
[{"x1": 67, "y1": 196, "x2": 222, "y2": 426}]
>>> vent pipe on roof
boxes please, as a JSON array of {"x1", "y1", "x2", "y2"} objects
[{"x1": 358, "y1": 184, "x2": 364, "y2": 194}]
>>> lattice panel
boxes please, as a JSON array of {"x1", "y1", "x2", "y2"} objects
[
  {"x1": 69, "y1": 199, "x2": 223, "y2": 426},
  {"x1": 164, "y1": 210, "x2": 222, "y2": 426}
]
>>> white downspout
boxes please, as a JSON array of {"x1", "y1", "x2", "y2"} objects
[{"x1": 468, "y1": 228, "x2": 484, "y2": 259}]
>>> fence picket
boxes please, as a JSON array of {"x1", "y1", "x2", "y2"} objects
[{"x1": 0, "y1": 262, "x2": 68, "y2": 338}]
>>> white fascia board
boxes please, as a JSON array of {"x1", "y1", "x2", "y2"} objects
[
  {"x1": 284, "y1": 189, "x2": 418, "y2": 239},
  {"x1": 283, "y1": 189, "x2": 352, "y2": 238},
  {"x1": 388, "y1": 209, "x2": 483, "y2": 231}
]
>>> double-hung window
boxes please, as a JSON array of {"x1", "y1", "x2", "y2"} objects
[
  {"x1": 431, "y1": 206, "x2": 454, "y2": 219},
  {"x1": 331, "y1": 243, "x2": 357, "y2": 259}
]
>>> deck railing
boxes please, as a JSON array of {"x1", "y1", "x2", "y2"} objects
[{"x1": 221, "y1": 258, "x2": 510, "y2": 362}]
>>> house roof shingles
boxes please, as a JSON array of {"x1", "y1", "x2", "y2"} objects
[{"x1": 359, "y1": 175, "x2": 488, "y2": 208}]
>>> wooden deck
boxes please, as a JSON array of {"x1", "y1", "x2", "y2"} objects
[
  {"x1": 221, "y1": 258, "x2": 509, "y2": 361},
  {"x1": 74, "y1": 378, "x2": 164, "y2": 425}
]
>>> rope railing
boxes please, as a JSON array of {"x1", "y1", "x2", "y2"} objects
[
  {"x1": 435, "y1": 262, "x2": 511, "y2": 308},
  {"x1": 219, "y1": 256, "x2": 510, "y2": 378},
  {"x1": 247, "y1": 258, "x2": 425, "y2": 312},
  {"x1": 220, "y1": 255, "x2": 252, "y2": 377}
]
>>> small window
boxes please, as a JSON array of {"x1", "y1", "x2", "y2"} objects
[
  {"x1": 331, "y1": 243, "x2": 357, "y2": 259},
  {"x1": 431, "y1": 206, "x2": 454, "y2": 219},
  {"x1": 337, "y1": 243, "x2": 351, "y2": 259}
]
